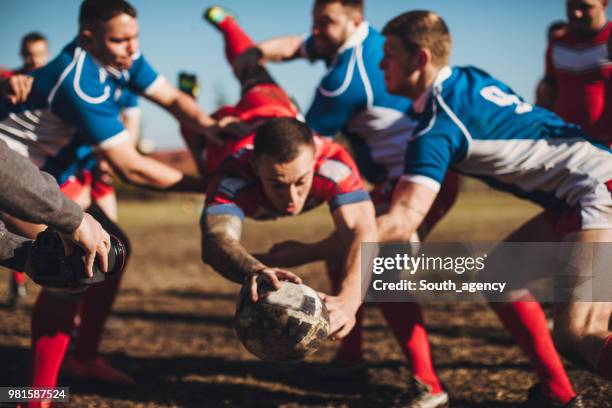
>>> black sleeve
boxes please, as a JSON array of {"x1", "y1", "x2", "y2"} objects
[{"x1": 0, "y1": 139, "x2": 83, "y2": 234}]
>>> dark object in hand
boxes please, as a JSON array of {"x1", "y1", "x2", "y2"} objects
[{"x1": 26, "y1": 229, "x2": 126, "y2": 289}]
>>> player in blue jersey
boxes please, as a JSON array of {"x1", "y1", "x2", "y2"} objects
[
  {"x1": 0, "y1": 0, "x2": 229, "y2": 396},
  {"x1": 378, "y1": 10, "x2": 612, "y2": 406}
]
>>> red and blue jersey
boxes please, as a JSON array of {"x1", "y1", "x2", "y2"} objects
[{"x1": 205, "y1": 136, "x2": 370, "y2": 220}]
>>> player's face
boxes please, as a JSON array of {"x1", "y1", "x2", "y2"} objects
[
  {"x1": 86, "y1": 13, "x2": 140, "y2": 70},
  {"x1": 21, "y1": 40, "x2": 49, "y2": 71},
  {"x1": 311, "y1": 2, "x2": 360, "y2": 58},
  {"x1": 380, "y1": 36, "x2": 420, "y2": 99},
  {"x1": 255, "y1": 146, "x2": 316, "y2": 216},
  {"x1": 567, "y1": 0, "x2": 608, "y2": 34}
]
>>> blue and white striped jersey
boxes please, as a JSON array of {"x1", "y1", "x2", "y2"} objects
[
  {"x1": 403, "y1": 66, "x2": 612, "y2": 212},
  {"x1": 0, "y1": 38, "x2": 159, "y2": 183},
  {"x1": 76, "y1": 88, "x2": 140, "y2": 173},
  {"x1": 302, "y1": 22, "x2": 415, "y2": 184}
]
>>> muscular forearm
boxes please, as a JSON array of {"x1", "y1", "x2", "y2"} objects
[
  {"x1": 116, "y1": 155, "x2": 205, "y2": 193},
  {"x1": 166, "y1": 94, "x2": 215, "y2": 131},
  {"x1": 377, "y1": 206, "x2": 424, "y2": 243},
  {"x1": 0, "y1": 139, "x2": 82, "y2": 234},
  {"x1": 337, "y1": 228, "x2": 378, "y2": 309},
  {"x1": 257, "y1": 35, "x2": 303, "y2": 62},
  {"x1": 203, "y1": 234, "x2": 265, "y2": 284}
]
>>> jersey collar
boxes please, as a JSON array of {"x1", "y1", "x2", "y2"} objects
[
  {"x1": 336, "y1": 21, "x2": 370, "y2": 54},
  {"x1": 413, "y1": 66, "x2": 452, "y2": 113}
]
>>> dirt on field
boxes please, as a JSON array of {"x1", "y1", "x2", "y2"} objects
[{"x1": 0, "y1": 193, "x2": 611, "y2": 407}]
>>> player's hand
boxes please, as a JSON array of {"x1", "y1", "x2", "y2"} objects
[
  {"x1": 247, "y1": 267, "x2": 303, "y2": 302},
  {"x1": 200, "y1": 116, "x2": 257, "y2": 146},
  {"x1": 61, "y1": 214, "x2": 111, "y2": 278},
  {"x1": 318, "y1": 293, "x2": 358, "y2": 340},
  {"x1": 1, "y1": 74, "x2": 33, "y2": 104}
]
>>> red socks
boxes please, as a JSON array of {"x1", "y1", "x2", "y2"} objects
[
  {"x1": 493, "y1": 298, "x2": 576, "y2": 405},
  {"x1": 30, "y1": 291, "x2": 78, "y2": 390},
  {"x1": 596, "y1": 335, "x2": 612, "y2": 380},
  {"x1": 13, "y1": 269, "x2": 26, "y2": 285},
  {"x1": 379, "y1": 302, "x2": 443, "y2": 394},
  {"x1": 73, "y1": 277, "x2": 122, "y2": 361},
  {"x1": 326, "y1": 263, "x2": 442, "y2": 393},
  {"x1": 217, "y1": 16, "x2": 255, "y2": 64}
]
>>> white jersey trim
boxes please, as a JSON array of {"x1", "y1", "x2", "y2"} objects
[
  {"x1": 400, "y1": 174, "x2": 441, "y2": 192},
  {"x1": 144, "y1": 75, "x2": 165, "y2": 97},
  {"x1": 551, "y1": 43, "x2": 611, "y2": 73},
  {"x1": 95, "y1": 129, "x2": 131, "y2": 150},
  {"x1": 337, "y1": 22, "x2": 369, "y2": 54},
  {"x1": 319, "y1": 50, "x2": 356, "y2": 97},
  {"x1": 48, "y1": 47, "x2": 81, "y2": 105},
  {"x1": 121, "y1": 106, "x2": 141, "y2": 117},
  {"x1": 433, "y1": 68, "x2": 473, "y2": 159},
  {"x1": 73, "y1": 48, "x2": 111, "y2": 104},
  {"x1": 356, "y1": 44, "x2": 374, "y2": 108}
]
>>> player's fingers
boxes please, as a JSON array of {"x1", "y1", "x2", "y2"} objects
[
  {"x1": 84, "y1": 249, "x2": 96, "y2": 278},
  {"x1": 265, "y1": 271, "x2": 282, "y2": 289},
  {"x1": 97, "y1": 238, "x2": 109, "y2": 274},
  {"x1": 329, "y1": 314, "x2": 347, "y2": 338},
  {"x1": 276, "y1": 269, "x2": 302, "y2": 284},
  {"x1": 250, "y1": 275, "x2": 259, "y2": 302},
  {"x1": 317, "y1": 291, "x2": 327, "y2": 301},
  {"x1": 334, "y1": 318, "x2": 355, "y2": 339}
]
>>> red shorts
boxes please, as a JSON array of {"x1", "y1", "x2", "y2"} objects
[
  {"x1": 60, "y1": 171, "x2": 93, "y2": 201},
  {"x1": 547, "y1": 179, "x2": 612, "y2": 235},
  {"x1": 181, "y1": 83, "x2": 299, "y2": 179},
  {"x1": 90, "y1": 171, "x2": 115, "y2": 201},
  {"x1": 60, "y1": 169, "x2": 115, "y2": 202},
  {"x1": 371, "y1": 172, "x2": 460, "y2": 236}
]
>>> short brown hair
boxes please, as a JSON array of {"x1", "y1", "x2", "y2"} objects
[
  {"x1": 79, "y1": 0, "x2": 137, "y2": 29},
  {"x1": 314, "y1": 0, "x2": 364, "y2": 13},
  {"x1": 383, "y1": 10, "x2": 451, "y2": 67},
  {"x1": 20, "y1": 32, "x2": 47, "y2": 56},
  {"x1": 254, "y1": 118, "x2": 315, "y2": 162}
]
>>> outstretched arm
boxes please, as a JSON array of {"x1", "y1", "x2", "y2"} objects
[
  {"x1": 101, "y1": 139, "x2": 205, "y2": 193},
  {"x1": 257, "y1": 35, "x2": 304, "y2": 62},
  {"x1": 323, "y1": 200, "x2": 378, "y2": 339},
  {"x1": 145, "y1": 78, "x2": 222, "y2": 145},
  {"x1": 201, "y1": 212, "x2": 301, "y2": 301},
  {"x1": 377, "y1": 179, "x2": 438, "y2": 243}
]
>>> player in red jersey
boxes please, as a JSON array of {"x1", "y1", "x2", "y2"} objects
[
  {"x1": 537, "y1": 0, "x2": 611, "y2": 146},
  {"x1": 191, "y1": 10, "x2": 376, "y2": 337},
  {"x1": 196, "y1": 7, "x2": 450, "y2": 406},
  {"x1": 202, "y1": 117, "x2": 377, "y2": 342}
]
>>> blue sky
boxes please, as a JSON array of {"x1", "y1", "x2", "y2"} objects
[{"x1": 2, "y1": 1, "x2": 609, "y2": 148}]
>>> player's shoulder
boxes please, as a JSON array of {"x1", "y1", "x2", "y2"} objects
[
  {"x1": 437, "y1": 66, "x2": 507, "y2": 103},
  {"x1": 555, "y1": 22, "x2": 611, "y2": 46},
  {"x1": 319, "y1": 23, "x2": 372, "y2": 91},
  {"x1": 314, "y1": 136, "x2": 357, "y2": 183},
  {"x1": 48, "y1": 40, "x2": 115, "y2": 108}
]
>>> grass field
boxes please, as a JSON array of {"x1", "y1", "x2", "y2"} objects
[{"x1": 0, "y1": 188, "x2": 610, "y2": 407}]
